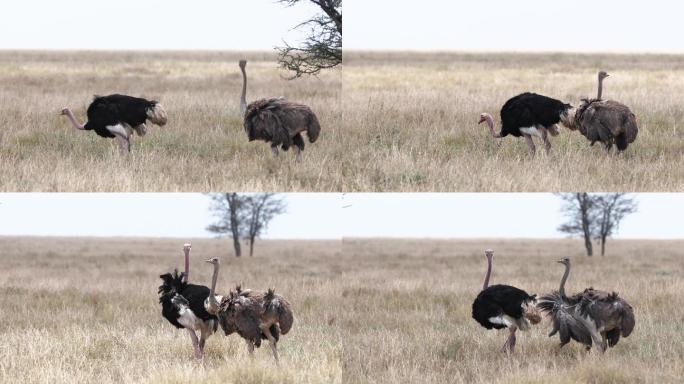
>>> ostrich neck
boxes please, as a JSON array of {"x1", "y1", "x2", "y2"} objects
[
  {"x1": 559, "y1": 263, "x2": 570, "y2": 298},
  {"x1": 240, "y1": 66, "x2": 247, "y2": 116},
  {"x1": 183, "y1": 250, "x2": 189, "y2": 283},
  {"x1": 486, "y1": 116, "x2": 501, "y2": 138},
  {"x1": 597, "y1": 77, "x2": 604, "y2": 99},
  {"x1": 483, "y1": 257, "x2": 492, "y2": 290},
  {"x1": 65, "y1": 109, "x2": 85, "y2": 130},
  {"x1": 209, "y1": 263, "x2": 220, "y2": 308}
]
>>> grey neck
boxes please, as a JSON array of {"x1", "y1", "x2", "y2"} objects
[
  {"x1": 559, "y1": 263, "x2": 570, "y2": 298},
  {"x1": 183, "y1": 250, "x2": 189, "y2": 283},
  {"x1": 597, "y1": 76, "x2": 604, "y2": 99},
  {"x1": 209, "y1": 263, "x2": 220, "y2": 308}
]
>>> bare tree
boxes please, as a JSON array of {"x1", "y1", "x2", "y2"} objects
[
  {"x1": 207, "y1": 193, "x2": 287, "y2": 257},
  {"x1": 276, "y1": 0, "x2": 342, "y2": 78},
  {"x1": 244, "y1": 194, "x2": 287, "y2": 256},
  {"x1": 594, "y1": 194, "x2": 638, "y2": 256},
  {"x1": 207, "y1": 193, "x2": 248, "y2": 257},
  {"x1": 558, "y1": 193, "x2": 596, "y2": 256}
]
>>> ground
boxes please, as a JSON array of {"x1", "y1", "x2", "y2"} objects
[
  {"x1": 0, "y1": 51, "x2": 341, "y2": 191},
  {"x1": 342, "y1": 52, "x2": 684, "y2": 191},
  {"x1": 2, "y1": 237, "x2": 682, "y2": 383}
]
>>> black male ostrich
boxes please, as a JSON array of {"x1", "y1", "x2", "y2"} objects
[
  {"x1": 239, "y1": 60, "x2": 320, "y2": 162},
  {"x1": 61, "y1": 94, "x2": 167, "y2": 153},
  {"x1": 158, "y1": 244, "x2": 217, "y2": 359},
  {"x1": 479, "y1": 92, "x2": 573, "y2": 156},
  {"x1": 471, "y1": 249, "x2": 541, "y2": 354},
  {"x1": 204, "y1": 257, "x2": 293, "y2": 362},
  {"x1": 537, "y1": 258, "x2": 635, "y2": 353}
]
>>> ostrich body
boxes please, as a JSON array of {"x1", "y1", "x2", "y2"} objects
[
  {"x1": 205, "y1": 257, "x2": 294, "y2": 362},
  {"x1": 61, "y1": 94, "x2": 167, "y2": 153},
  {"x1": 479, "y1": 92, "x2": 573, "y2": 156},
  {"x1": 239, "y1": 60, "x2": 320, "y2": 161},
  {"x1": 537, "y1": 258, "x2": 635, "y2": 353},
  {"x1": 471, "y1": 250, "x2": 541, "y2": 354},
  {"x1": 562, "y1": 71, "x2": 638, "y2": 152},
  {"x1": 158, "y1": 244, "x2": 217, "y2": 359}
]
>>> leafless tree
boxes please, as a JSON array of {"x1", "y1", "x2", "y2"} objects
[
  {"x1": 207, "y1": 193, "x2": 248, "y2": 257},
  {"x1": 276, "y1": 0, "x2": 342, "y2": 78},
  {"x1": 558, "y1": 193, "x2": 596, "y2": 256},
  {"x1": 244, "y1": 194, "x2": 287, "y2": 257},
  {"x1": 207, "y1": 193, "x2": 286, "y2": 257},
  {"x1": 557, "y1": 193, "x2": 638, "y2": 256},
  {"x1": 594, "y1": 194, "x2": 637, "y2": 256}
]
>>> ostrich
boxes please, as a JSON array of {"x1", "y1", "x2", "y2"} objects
[
  {"x1": 561, "y1": 71, "x2": 638, "y2": 152},
  {"x1": 537, "y1": 258, "x2": 635, "y2": 353},
  {"x1": 158, "y1": 244, "x2": 217, "y2": 359},
  {"x1": 205, "y1": 257, "x2": 294, "y2": 362},
  {"x1": 239, "y1": 60, "x2": 321, "y2": 162},
  {"x1": 60, "y1": 94, "x2": 167, "y2": 153},
  {"x1": 479, "y1": 92, "x2": 573, "y2": 156},
  {"x1": 471, "y1": 249, "x2": 541, "y2": 354}
]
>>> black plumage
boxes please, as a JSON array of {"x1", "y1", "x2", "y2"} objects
[
  {"x1": 84, "y1": 94, "x2": 166, "y2": 138},
  {"x1": 499, "y1": 93, "x2": 572, "y2": 138},
  {"x1": 472, "y1": 284, "x2": 537, "y2": 329},
  {"x1": 158, "y1": 270, "x2": 217, "y2": 330}
]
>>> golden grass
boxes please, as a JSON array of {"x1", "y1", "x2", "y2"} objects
[
  {"x1": 340, "y1": 238, "x2": 684, "y2": 384},
  {"x1": 0, "y1": 237, "x2": 342, "y2": 383},
  {"x1": 342, "y1": 52, "x2": 684, "y2": 191},
  {"x1": 0, "y1": 51, "x2": 341, "y2": 191}
]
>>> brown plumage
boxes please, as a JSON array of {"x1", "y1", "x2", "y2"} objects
[
  {"x1": 562, "y1": 71, "x2": 638, "y2": 152},
  {"x1": 239, "y1": 60, "x2": 321, "y2": 161},
  {"x1": 204, "y1": 258, "x2": 294, "y2": 362},
  {"x1": 538, "y1": 258, "x2": 635, "y2": 353}
]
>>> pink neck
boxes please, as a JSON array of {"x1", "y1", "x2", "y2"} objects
[
  {"x1": 483, "y1": 256, "x2": 492, "y2": 290},
  {"x1": 485, "y1": 115, "x2": 501, "y2": 138},
  {"x1": 64, "y1": 109, "x2": 85, "y2": 130},
  {"x1": 183, "y1": 249, "x2": 190, "y2": 283}
]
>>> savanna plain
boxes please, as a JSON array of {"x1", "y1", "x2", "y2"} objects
[
  {"x1": 342, "y1": 52, "x2": 684, "y2": 191},
  {"x1": 342, "y1": 238, "x2": 683, "y2": 384},
  {"x1": 0, "y1": 51, "x2": 341, "y2": 191},
  {"x1": 0, "y1": 237, "x2": 342, "y2": 383}
]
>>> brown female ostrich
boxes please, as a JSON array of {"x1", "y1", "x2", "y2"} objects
[
  {"x1": 239, "y1": 60, "x2": 320, "y2": 162},
  {"x1": 561, "y1": 71, "x2": 638, "y2": 152},
  {"x1": 471, "y1": 250, "x2": 541, "y2": 354},
  {"x1": 537, "y1": 258, "x2": 635, "y2": 353},
  {"x1": 204, "y1": 257, "x2": 294, "y2": 362}
]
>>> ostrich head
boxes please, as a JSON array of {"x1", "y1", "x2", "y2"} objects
[
  {"x1": 557, "y1": 257, "x2": 570, "y2": 266},
  {"x1": 59, "y1": 108, "x2": 69, "y2": 116},
  {"x1": 559, "y1": 105, "x2": 577, "y2": 131},
  {"x1": 598, "y1": 71, "x2": 610, "y2": 81},
  {"x1": 478, "y1": 113, "x2": 493, "y2": 125},
  {"x1": 205, "y1": 257, "x2": 219, "y2": 266},
  {"x1": 484, "y1": 249, "x2": 494, "y2": 260},
  {"x1": 239, "y1": 60, "x2": 247, "y2": 70}
]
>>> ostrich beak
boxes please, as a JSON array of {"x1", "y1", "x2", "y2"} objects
[
  {"x1": 205, "y1": 258, "x2": 213, "y2": 263},
  {"x1": 556, "y1": 259, "x2": 565, "y2": 264}
]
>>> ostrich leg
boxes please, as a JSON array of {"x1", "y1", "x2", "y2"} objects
[
  {"x1": 501, "y1": 325, "x2": 518, "y2": 354},
  {"x1": 198, "y1": 323, "x2": 211, "y2": 355},
  {"x1": 294, "y1": 147, "x2": 302, "y2": 162},
  {"x1": 271, "y1": 145, "x2": 279, "y2": 157},
  {"x1": 539, "y1": 127, "x2": 551, "y2": 155},
  {"x1": 245, "y1": 340, "x2": 255, "y2": 356},
  {"x1": 293, "y1": 134, "x2": 305, "y2": 162},
  {"x1": 187, "y1": 329, "x2": 202, "y2": 359},
  {"x1": 115, "y1": 135, "x2": 130, "y2": 154},
  {"x1": 523, "y1": 135, "x2": 536, "y2": 157},
  {"x1": 260, "y1": 324, "x2": 280, "y2": 363}
]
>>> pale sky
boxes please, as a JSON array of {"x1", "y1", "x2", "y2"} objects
[
  {"x1": 0, "y1": 0, "x2": 318, "y2": 50},
  {"x1": 0, "y1": 193, "x2": 682, "y2": 239},
  {"x1": 346, "y1": 0, "x2": 684, "y2": 53}
]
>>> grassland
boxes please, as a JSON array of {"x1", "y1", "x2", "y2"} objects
[
  {"x1": 342, "y1": 52, "x2": 684, "y2": 191},
  {"x1": 0, "y1": 51, "x2": 341, "y2": 191},
  {"x1": 2, "y1": 236, "x2": 682, "y2": 383},
  {"x1": 341, "y1": 238, "x2": 684, "y2": 384},
  {"x1": 0, "y1": 237, "x2": 342, "y2": 383}
]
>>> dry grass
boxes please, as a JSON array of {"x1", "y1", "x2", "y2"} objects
[
  {"x1": 341, "y1": 238, "x2": 684, "y2": 384},
  {"x1": 0, "y1": 51, "x2": 341, "y2": 191},
  {"x1": 0, "y1": 237, "x2": 342, "y2": 383},
  {"x1": 342, "y1": 52, "x2": 684, "y2": 191}
]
